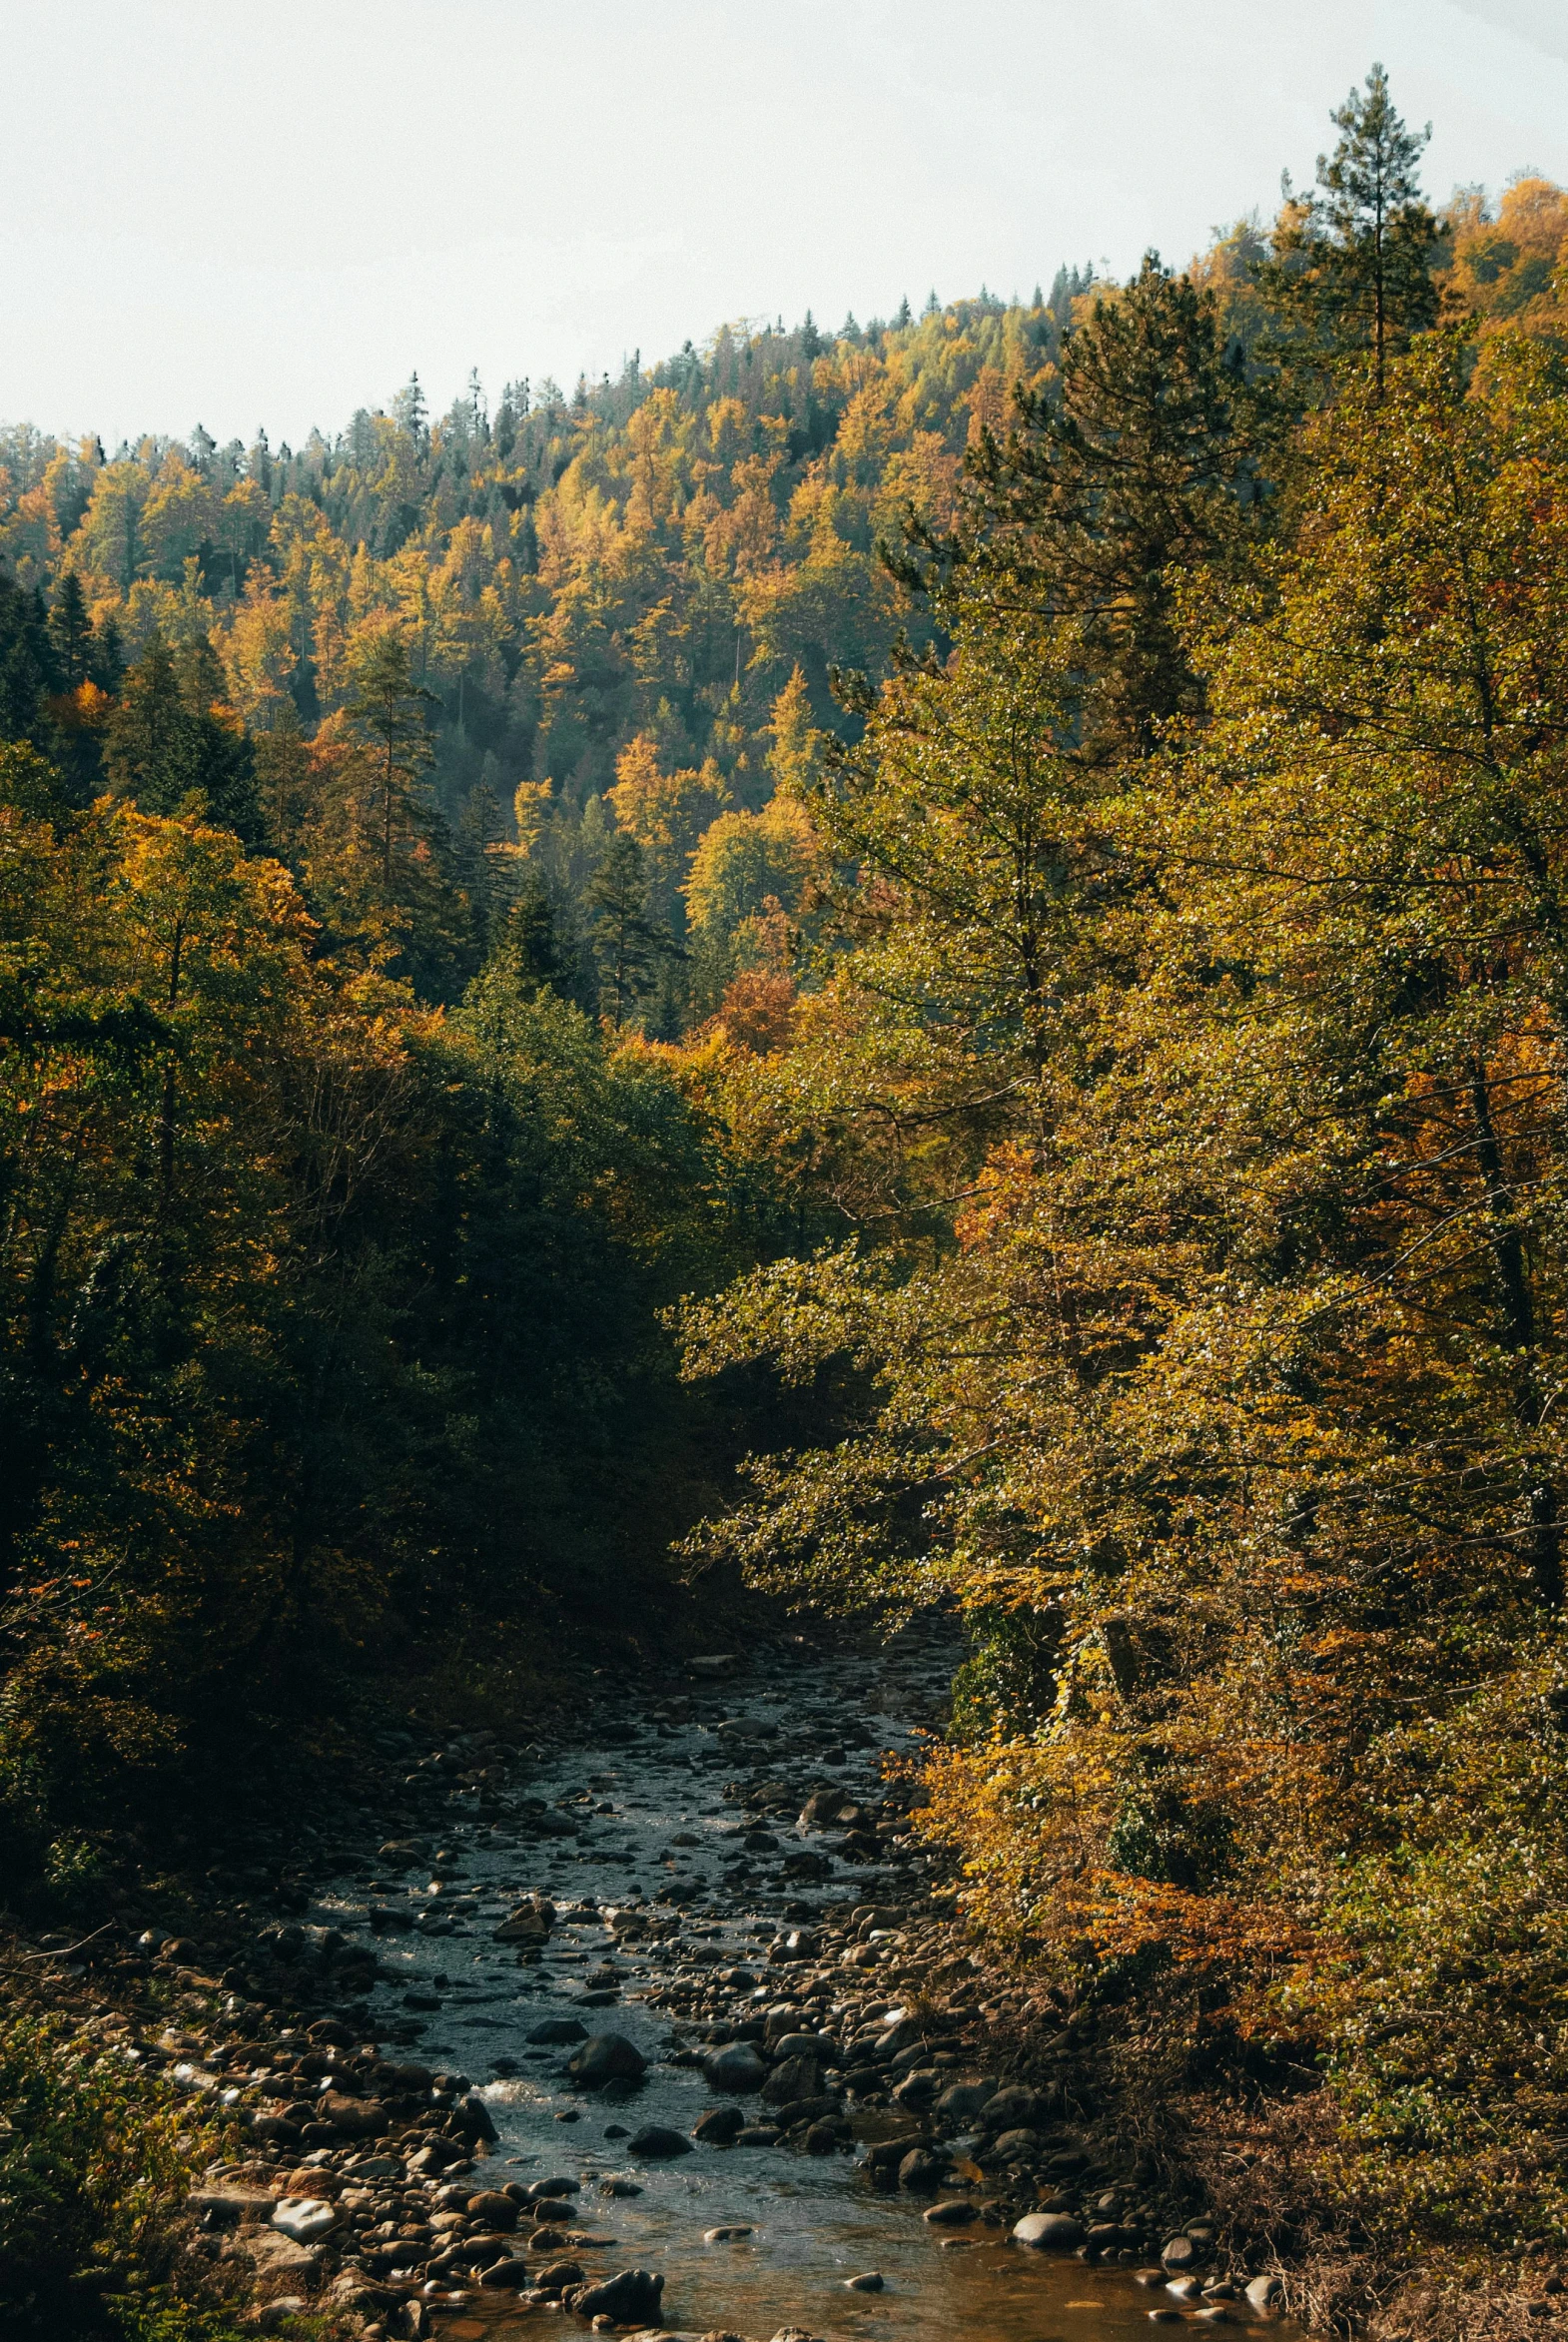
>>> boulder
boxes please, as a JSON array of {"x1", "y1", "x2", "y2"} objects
[
  {"x1": 316, "y1": 2091, "x2": 387, "y2": 2138},
  {"x1": 528, "y1": 2015, "x2": 589, "y2": 2045},
  {"x1": 897, "y1": 2147, "x2": 946, "y2": 2192},
  {"x1": 628, "y1": 2124, "x2": 694, "y2": 2159},
  {"x1": 568, "y1": 2032, "x2": 647, "y2": 2087},
  {"x1": 693, "y1": 2105, "x2": 746, "y2": 2144},
  {"x1": 273, "y1": 2196, "x2": 340, "y2": 2244},
  {"x1": 495, "y1": 1895, "x2": 556, "y2": 1945},
  {"x1": 935, "y1": 2078, "x2": 998, "y2": 2123},
  {"x1": 760, "y1": 2054, "x2": 822, "y2": 2107},
  {"x1": 981, "y1": 2084, "x2": 1043, "y2": 2128},
  {"x1": 1014, "y1": 2211, "x2": 1085, "y2": 2250},
  {"x1": 702, "y1": 2041, "x2": 767, "y2": 2092},
  {"x1": 571, "y1": 2267, "x2": 665, "y2": 2323}
]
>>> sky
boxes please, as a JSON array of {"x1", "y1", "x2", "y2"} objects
[{"x1": 4, "y1": 0, "x2": 1568, "y2": 451}]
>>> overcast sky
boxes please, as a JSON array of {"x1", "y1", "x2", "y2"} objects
[{"x1": 4, "y1": 0, "x2": 1567, "y2": 451}]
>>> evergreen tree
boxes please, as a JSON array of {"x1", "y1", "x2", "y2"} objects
[
  {"x1": 1258, "y1": 63, "x2": 1442, "y2": 391},
  {"x1": 104, "y1": 633, "x2": 264, "y2": 843},
  {"x1": 345, "y1": 629, "x2": 437, "y2": 886},
  {"x1": 0, "y1": 572, "x2": 61, "y2": 746},
  {"x1": 47, "y1": 572, "x2": 93, "y2": 687},
  {"x1": 585, "y1": 834, "x2": 669, "y2": 1025},
  {"x1": 966, "y1": 254, "x2": 1258, "y2": 760}
]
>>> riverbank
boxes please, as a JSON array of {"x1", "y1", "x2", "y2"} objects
[{"x1": 2, "y1": 1623, "x2": 1558, "y2": 2342}]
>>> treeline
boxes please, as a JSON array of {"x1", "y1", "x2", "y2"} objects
[{"x1": 672, "y1": 82, "x2": 1568, "y2": 2260}]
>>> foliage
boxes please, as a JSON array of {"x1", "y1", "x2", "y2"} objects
[
  {"x1": 0, "y1": 2008, "x2": 243, "y2": 2338},
  {"x1": 674, "y1": 98, "x2": 1568, "y2": 2256}
]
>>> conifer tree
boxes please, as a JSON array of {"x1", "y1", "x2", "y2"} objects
[
  {"x1": 1258, "y1": 63, "x2": 1442, "y2": 391},
  {"x1": 48, "y1": 572, "x2": 93, "y2": 687},
  {"x1": 586, "y1": 834, "x2": 669, "y2": 1026},
  {"x1": 345, "y1": 629, "x2": 437, "y2": 886},
  {"x1": 966, "y1": 254, "x2": 1257, "y2": 760}
]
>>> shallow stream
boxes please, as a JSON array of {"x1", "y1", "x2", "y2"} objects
[{"x1": 311, "y1": 1629, "x2": 1299, "y2": 2342}]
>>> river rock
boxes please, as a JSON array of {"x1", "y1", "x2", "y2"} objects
[
  {"x1": 529, "y1": 2014, "x2": 589, "y2": 2045},
  {"x1": 1014, "y1": 2212, "x2": 1086, "y2": 2250},
  {"x1": 536, "y1": 2259, "x2": 586, "y2": 2291},
  {"x1": 569, "y1": 2032, "x2": 647, "y2": 2086},
  {"x1": 466, "y1": 2191, "x2": 518, "y2": 2230},
  {"x1": 1245, "y1": 2276, "x2": 1284, "y2": 2312},
  {"x1": 770, "y1": 2032, "x2": 833, "y2": 2062},
  {"x1": 897, "y1": 2147, "x2": 946, "y2": 2193},
  {"x1": 925, "y1": 2199, "x2": 978, "y2": 2226},
  {"x1": 571, "y1": 2267, "x2": 665, "y2": 2322},
  {"x1": 992, "y1": 2125, "x2": 1043, "y2": 2158},
  {"x1": 694, "y1": 2105, "x2": 746, "y2": 2144},
  {"x1": 761, "y1": 2053, "x2": 822, "y2": 2106},
  {"x1": 495, "y1": 1895, "x2": 556, "y2": 1944},
  {"x1": 317, "y1": 2091, "x2": 387, "y2": 2137},
  {"x1": 981, "y1": 2084, "x2": 1043, "y2": 2128},
  {"x1": 844, "y1": 2272, "x2": 885, "y2": 2291},
  {"x1": 629, "y1": 2124, "x2": 694, "y2": 2159},
  {"x1": 935, "y1": 2078, "x2": 997, "y2": 2122},
  {"x1": 272, "y1": 2196, "x2": 340, "y2": 2244},
  {"x1": 703, "y1": 2041, "x2": 767, "y2": 2091},
  {"x1": 1163, "y1": 2235, "x2": 1207, "y2": 2270},
  {"x1": 479, "y1": 2258, "x2": 531, "y2": 2288}
]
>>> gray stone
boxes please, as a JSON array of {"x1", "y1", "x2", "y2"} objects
[
  {"x1": 770, "y1": 2032, "x2": 833, "y2": 2062},
  {"x1": 982, "y1": 2084, "x2": 1043, "y2": 2128},
  {"x1": 702, "y1": 2041, "x2": 767, "y2": 2092},
  {"x1": 568, "y1": 2032, "x2": 648, "y2": 2087},
  {"x1": 528, "y1": 2015, "x2": 589, "y2": 2045},
  {"x1": 1244, "y1": 2276, "x2": 1284, "y2": 2313},
  {"x1": 991, "y1": 2126, "x2": 1042, "y2": 2159},
  {"x1": 1013, "y1": 2211, "x2": 1085, "y2": 2250},
  {"x1": 272, "y1": 2196, "x2": 340, "y2": 2244},
  {"x1": 897, "y1": 2148, "x2": 946, "y2": 2193},
  {"x1": 693, "y1": 2105, "x2": 745, "y2": 2144},
  {"x1": 1163, "y1": 2235, "x2": 1206, "y2": 2271},
  {"x1": 629, "y1": 2124, "x2": 694, "y2": 2159},
  {"x1": 760, "y1": 2053, "x2": 822, "y2": 2106},
  {"x1": 934, "y1": 2078, "x2": 998, "y2": 2122}
]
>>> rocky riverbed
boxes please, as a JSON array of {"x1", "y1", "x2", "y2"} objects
[{"x1": 26, "y1": 1623, "x2": 1306, "y2": 2341}]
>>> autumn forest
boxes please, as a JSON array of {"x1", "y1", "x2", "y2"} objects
[{"x1": 9, "y1": 63, "x2": 1568, "y2": 2287}]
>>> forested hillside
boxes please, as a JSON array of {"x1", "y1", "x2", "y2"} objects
[{"x1": 8, "y1": 60, "x2": 1568, "y2": 2290}]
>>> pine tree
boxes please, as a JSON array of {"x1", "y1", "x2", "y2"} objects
[
  {"x1": 967, "y1": 254, "x2": 1258, "y2": 760},
  {"x1": 345, "y1": 629, "x2": 437, "y2": 886},
  {"x1": 585, "y1": 834, "x2": 669, "y2": 1026},
  {"x1": 1258, "y1": 63, "x2": 1441, "y2": 392},
  {"x1": 48, "y1": 572, "x2": 93, "y2": 687}
]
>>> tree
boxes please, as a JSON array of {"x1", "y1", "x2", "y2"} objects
[
  {"x1": 963, "y1": 254, "x2": 1260, "y2": 761},
  {"x1": 585, "y1": 834, "x2": 671, "y2": 1026},
  {"x1": 47, "y1": 573, "x2": 92, "y2": 688},
  {"x1": 1258, "y1": 63, "x2": 1442, "y2": 391},
  {"x1": 103, "y1": 634, "x2": 264, "y2": 846},
  {"x1": 344, "y1": 628, "x2": 437, "y2": 888}
]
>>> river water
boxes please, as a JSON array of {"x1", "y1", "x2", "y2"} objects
[{"x1": 314, "y1": 1627, "x2": 1297, "y2": 2342}]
